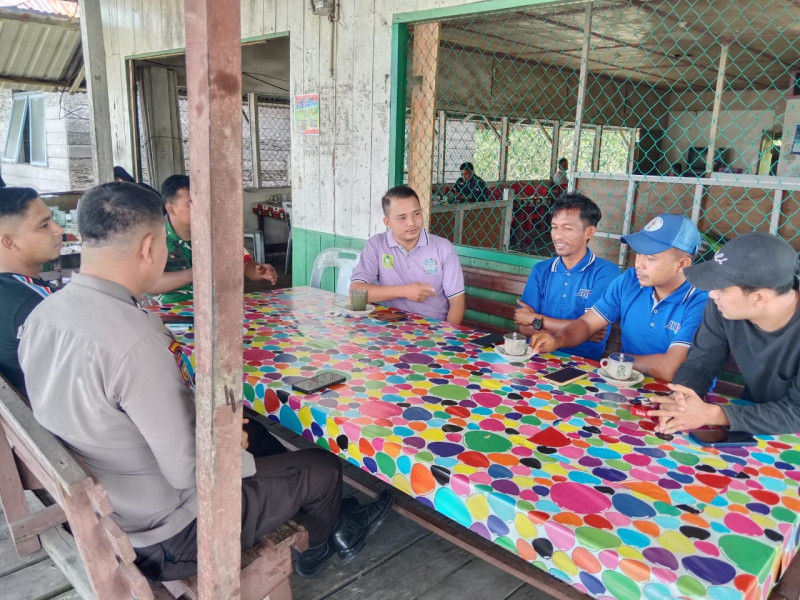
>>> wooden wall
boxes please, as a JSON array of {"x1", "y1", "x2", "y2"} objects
[{"x1": 99, "y1": 0, "x2": 493, "y2": 242}]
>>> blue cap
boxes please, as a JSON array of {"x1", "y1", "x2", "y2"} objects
[{"x1": 621, "y1": 214, "x2": 701, "y2": 255}]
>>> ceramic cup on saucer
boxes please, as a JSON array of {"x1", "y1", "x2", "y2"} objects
[
  {"x1": 350, "y1": 289, "x2": 369, "y2": 312},
  {"x1": 600, "y1": 352, "x2": 635, "y2": 381},
  {"x1": 503, "y1": 332, "x2": 527, "y2": 356}
]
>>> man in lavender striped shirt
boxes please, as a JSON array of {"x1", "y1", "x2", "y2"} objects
[{"x1": 351, "y1": 186, "x2": 465, "y2": 324}]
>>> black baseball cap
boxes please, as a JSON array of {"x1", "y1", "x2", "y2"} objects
[{"x1": 684, "y1": 232, "x2": 799, "y2": 290}]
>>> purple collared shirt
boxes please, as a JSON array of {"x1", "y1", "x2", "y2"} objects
[{"x1": 351, "y1": 230, "x2": 465, "y2": 321}]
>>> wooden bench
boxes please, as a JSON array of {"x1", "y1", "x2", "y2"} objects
[
  {"x1": 463, "y1": 265, "x2": 528, "y2": 333},
  {"x1": 0, "y1": 378, "x2": 308, "y2": 600}
]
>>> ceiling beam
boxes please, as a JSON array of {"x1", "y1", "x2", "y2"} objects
[{"x1": 0, "y1": 73, "x2": 68, "y2": 89}]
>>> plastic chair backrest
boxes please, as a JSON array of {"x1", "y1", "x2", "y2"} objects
[{"x1": 309, "y1": 248, "x2": 362, "y2": 294}]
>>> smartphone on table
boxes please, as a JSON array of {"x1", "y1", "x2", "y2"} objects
[
  {"x1": 470, "y1": 332, "x2": 505, "y2": 347},
  {"x1": 291, "y1": 371, "x2": 347, "y2": 394},
  {"x1": 371, "y1": 310, "x2": 408, "y2": 322},
  {"x1": 541, "y1": 366, "x2": 589, "y2": 386},
  {"x1": 688, "y1": 429, "x2": 757, "y2": 447}
]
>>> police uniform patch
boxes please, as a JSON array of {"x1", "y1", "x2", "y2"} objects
[
  {"x1": 169, "y1": 340, "x2": 195, "y2": 389},
  {"x1": 382, "y1": 254, "x2": 394, "y2": 269},
  {"x1": 423, "y1": 258, "x2": 438, "y2": 275}
]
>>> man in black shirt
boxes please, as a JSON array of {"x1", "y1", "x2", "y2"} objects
[
  {"x1": 453, "y1": 162, "x2": 488, "y2": 202},
  {"x1": 652, "y1": 232, "x2": 800, "y2": 435},
  {"x1": 0, "y1": 187, "x2": 63, "y2": 396}
]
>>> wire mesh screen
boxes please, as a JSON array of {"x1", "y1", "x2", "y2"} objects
[
  {"x1": 404, "y1": 1, "x2": 800, "y2": 265},
  {"x1": 256, "y1": 101, "x2": 291, "y2": 187}
]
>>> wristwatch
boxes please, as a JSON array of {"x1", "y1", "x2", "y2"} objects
[{"x1": 531, "y1": 316, "x2": 544, "y2": 330}]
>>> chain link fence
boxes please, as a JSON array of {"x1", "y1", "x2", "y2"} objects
[{"x1": 402, "y1": 0, "x2": 800, "y2": 266}]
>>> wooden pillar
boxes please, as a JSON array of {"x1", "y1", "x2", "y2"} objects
[
  {"x1": 248, "y1": 93, "x2": 262, "y2": 188},
  {"x1": 568, "y1": 1, "x2": 593, "y2": 192},
  {"x1": 184, "y1": 0, "x2": 244, "y2": 598},
  {"x1": 77, "y1": 0, "x2": 114, "y2": 184},
  {"x1": 706, "y1": 43, "x2": 729, "y2": 176},
  {"x1": 408, "y1": 22, "x2": 440, "y2": 220}
]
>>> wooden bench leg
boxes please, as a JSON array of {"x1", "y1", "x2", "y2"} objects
[
  {"x1": 0, "y1": 427, "x2": 41, "y2": 555},
  {"x1": 266, "y1": 577, "x2": 292, "y2": 600}
]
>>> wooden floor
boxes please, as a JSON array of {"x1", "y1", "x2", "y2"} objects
[
  {"x1": 0, "y1": 482, "x2": 554, "y2": 600},
  {"x1": 0, "y1": 503, "x2": 78, "y2": 600}
]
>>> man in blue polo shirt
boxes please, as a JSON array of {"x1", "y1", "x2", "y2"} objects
[
  {"x1": 350, "y1": 185, "x2": 465, "y2": 324},
  {"x1": 529, "y1": 214, "x2": 708, "y2": 381},
  {"x1": 514, "y1": 193, "x2": 619, "y2": 360}
]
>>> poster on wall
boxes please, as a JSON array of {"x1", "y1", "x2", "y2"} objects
[
  {"x1": 294, "y1": 94, "x2": 320, "y2": 135},
  {"x1": 792, "y1": 125, "x2": 800, "y2": 155}
]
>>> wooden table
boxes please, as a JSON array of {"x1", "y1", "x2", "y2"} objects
[{"x1": 159, "y1": 287, "x2": 800, "y2": 600}]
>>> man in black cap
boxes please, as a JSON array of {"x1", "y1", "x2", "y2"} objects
[
  {"x1": 452, "y1": 162, "x2": 488, "y2": 202},
  {"x1": 652, "y1": 232, "x2": 800, "y2": 435}
]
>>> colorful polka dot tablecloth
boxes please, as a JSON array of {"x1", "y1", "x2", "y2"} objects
[{"x1": 158, "y1": 287, "x2": 800, "y2": 600}]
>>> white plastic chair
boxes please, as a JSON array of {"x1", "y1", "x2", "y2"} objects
[
  {"x1": 243, "y1": 229, "x2": 265, "y2": 264},
  {"x1": 309, "y1": 248, "x2": 362, "y2": 295},
  {"x1": 282, "y1": 199, "x2": 292, "y2": 273}
]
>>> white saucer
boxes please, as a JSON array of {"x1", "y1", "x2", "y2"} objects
[
  {"x1": 495, "y1": 345, "x2": 535, "y2": 361},
  {"x1": 337, "y1": 303, "x2": 376, "y2": 317},
  {"x1": 597, "y1": 366, "x2": 645, "y2": 386}
]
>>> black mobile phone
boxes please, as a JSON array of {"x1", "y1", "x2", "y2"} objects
[
  {"x1": 291, "y1": 371, "x2": 347, "y2": 394},
  {"x1": 541, "y1": 366, "x2": 588, "y2": 386},
  {"x1": 470, "y1": 332, "x2": 505, "y2": 347},
  {"x1": 371, "y1": 311, "x2": 408, "y2": 322},
  {"x1": 688, "y1": 429, "x2": 757, "y2": 447},
  {"x1": 160, "y1": 313, "x2": 194, "y2": 324}
]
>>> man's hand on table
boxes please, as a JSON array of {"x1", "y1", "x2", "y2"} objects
[
  {"x1": 529, "y1": 331, "x2": 558, "y2": 354},
  {"x1": 649, "y1": 383, "x2": 730, "y2": 434},
  {"x1": 404, "y1": 282, "x2": 436, "y2": 302},
  {"x1": 245, "y1": 261, "x2": 278, "y2": 285}
]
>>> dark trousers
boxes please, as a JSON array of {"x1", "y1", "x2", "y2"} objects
[{"x1": 134, "y1": 432, "x2": 342, "y2": 581}]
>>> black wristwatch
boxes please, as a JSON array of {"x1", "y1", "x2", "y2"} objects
[{"x1": 531, "y1": 317, "x2": 544, "y2": 330}]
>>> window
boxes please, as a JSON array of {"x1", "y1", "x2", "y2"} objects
[
  {"x1": 507, "y1": 120, "x2": 553, "y2": 180},
  {"x1": 598, "y1": 127, "x2": 636, "y2": 174},
  {"x1": 3, "y1": 93, "x2": 47, "y2": 165}
]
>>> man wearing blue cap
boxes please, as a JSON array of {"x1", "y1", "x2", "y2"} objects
[
  {"x1": 653, "y1": 233, "x2": 800, "y2": 435},
  {"x1": 529, "y1": 214, "x2": 708, "y2": 381}
]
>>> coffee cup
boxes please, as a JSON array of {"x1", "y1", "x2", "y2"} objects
[
  {"x1": 350, "y1": 289, "x2": 368, "y2": 312},
  {"x1": 503, "y1": 332, "x2": 527, "y2": 356},
  {"x1": 600, "y1": 352, "x2": 635, "y2": 380}
]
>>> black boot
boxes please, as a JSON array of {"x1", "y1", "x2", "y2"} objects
[
  {"x1": 293, "y1": 540, "x2": 336, "y2": 578},
  {"x1": 330, "y1": 489, "x2": 394, "y2": 564}
]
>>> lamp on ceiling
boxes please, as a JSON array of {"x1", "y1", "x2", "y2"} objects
[{"x1": 310, "y1": 0, "x2": 335, "y2": 16}]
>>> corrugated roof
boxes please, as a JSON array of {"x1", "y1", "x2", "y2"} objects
[
  {"x1": 0, "y1": 1, "x2": 79, "y2": 19},
  {"x1": 0, "y1": 1, "x2": 82, "y2": 90}
]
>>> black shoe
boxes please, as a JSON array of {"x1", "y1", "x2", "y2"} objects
[
  {"x1": 330, "y1": 489, "x2": 394, "y2": 564},
  {"x1": 293, "y1": 541, "x2": 336, "y2": 578}
]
